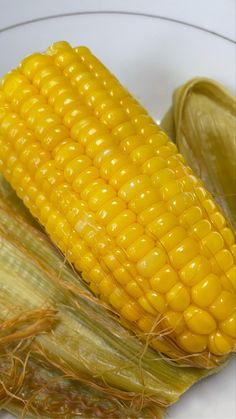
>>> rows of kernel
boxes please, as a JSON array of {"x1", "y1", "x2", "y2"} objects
[
  {"x1": 64, "y1": 44, "x2": 236, "y2": 354},
  {"x1": 54, "y1": 48, "x2": 235, "y2": 281},
  {"x1": 75, "y1": 44, "x2": 236, "y2": 279},
  {"x1": 28, "y1": 47, "x2": 236, "y2": 354},
  {"x1": 17, "y1": 54, "x2": 178, "y2": 320},
  {"x1": 75, "y1": 47, "x2": 234, "y2": 238},
  {"x1": 72, "y1": 47, "x2": 236, "y2": 299},
  {"x1": 0, "y1": 87, "x2": 148, "y2": 323},
  {"x1": 2, "y1": 47, "x2": 236, "y2": 356}
]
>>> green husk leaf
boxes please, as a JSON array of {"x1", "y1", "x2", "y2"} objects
[{"x1": 161, "y1": 78, "x2": 236, "y2": 229}]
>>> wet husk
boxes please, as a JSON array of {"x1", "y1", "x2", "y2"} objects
[
  {"x1": 161, "y1": 77, "x2": 236, "y2": 230},
  {"x1": 0, "y1": 175, "x2": 216, "y2": 418}
]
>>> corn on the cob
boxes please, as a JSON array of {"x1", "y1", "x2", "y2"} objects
[{"x1": 0, "y1": 41, "x2": 235, "y2": 363}]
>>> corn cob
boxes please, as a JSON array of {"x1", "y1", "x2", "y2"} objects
[{"x1": 0, "y1": 41, "x2": 235, "y2": 364}]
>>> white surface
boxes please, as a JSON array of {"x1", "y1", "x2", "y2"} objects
[{"x1": 0, "y1": 1, "x2": 235, "y2": 419}]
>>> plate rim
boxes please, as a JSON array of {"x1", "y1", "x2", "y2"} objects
[{"x1": 0, "y1": 10, "x2": 235, "y2": 45}]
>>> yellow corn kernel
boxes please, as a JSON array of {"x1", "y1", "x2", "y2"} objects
[
  {"x1": 226, "y1": 266, "x2": 236, "y2": 291},
  {"x1": 169, "y1": 237, "x2": 199, "y2": 270},
  {"x1": 138, "y1": 202, "x2": 166, "y2": 226},
  {"x1": 184, "y1": 306, "x2": 216, "y2": 334},
  {"x1": 110, "y1": 164, "x2": 139, "y2": 190},
  {"x1": 118, "y1": 174, "x2": 150, "y2": 201},
  {"x1": 112, "y1": 121, "x2": 136, "y2": 139},
  {"x1": 208, "y1": 331, "x2": 235, "y2": 355},
  {"x1": 127, "y1": 235, "x2": 155, "y2": 262},
  {"x1": 221, "y1": 227, "x2": 235, "y2": 247},
  {"x1": 166, "y1": 282, "x2": 190, "y2": 311},
  {"x1": 96, "y1": 197, "x2": 126, "y2": 225},
  {"x1": 147, "y1": 212, "x2": 178, "y2": 239},
  {"x1": 120, "y1": 135, "x2": 143, "y2": 153},
  {"x1": 147, "y1": 132, "x2": 168, "y2": 148},
  {"x1": 138, "y1": 315, "x2": 156, "y2": 334},
  {"x1": 99, "y1": 277, "x2": 116, "y2": 296},
  {"x1": 210, "y1": 211, "x2": 226, "y2": 230},
  {"x1": 121, "y1": 301, "x2": 142, "y2": 322},
  {"x1": 210, "y1": 291, "x2": 236, "y2": 320},
  {"x1": 160, "y1": 180, "x2": 182, "y2": 201},
  {"x1": 131, "y1": 144, "x2": 154, "y2": 164},
  {"x1": 180, "y1": 255, "x2": 211, "y2": 286},
  {"x1": 88, "y1": 184, "x2": 116, "y2": 211},
  {"x1": 201, "y1": 231, "x2": 224, "y2": 257},
  {"x1": 179, "y1": 206, "x2": 203, "y2": 228},
  {"x1": 128, "y1": 188, "x2": 159, "y2": 214},
  {"x1": 138, "y1": 296, "x2": 157, "y2": 315},
  {"x1": 136, "y1": 277, "x2": 150, "y2": 292},
  {"x1": 126, "y1": 281, "x2": 143, "y2": 299},
  {"x1": 136, "y1": 247, "x2": 167, "y2": 278},
  {"x1": 151, "y1": 168, "x2": 175, "y2": 188},
  {"x1": 113, "y1": 266, "x2": 133, "y2": 285},
  {"x1": 219, "y1": 312, "x2": 236, "y2": 338},
  {"x1": 230, "y1": 244, "x2": 236, "y2": 259},
  {"x1": 192, "y1": 274, "x2": 222, "y2": 307},
  {"x1": 163, "y1": 311, "x2": 185, "y2": 335},
  {"x1": 160, "y1": 226, "x2": 187, "y2": 252},
  {"x1": 215, "y1": 249, "x2": 234, "y2": 271},
  {"x1": 142, "y1": 156, "x2": 166, "y2": 175},
  {"x1": 106, "y1": 209, "x2": 136, "y2": 237},
  {"x1": 116, "y1": 223, "x2": 144, "y2": 248},
  {"x1": 177, "y1": 332, "x2": 208, "y2": 353},
  {"x1": 189, "y1": 219, "x2": 212, "y2": 239},
  {"x1": 146, "y1": 291, "x2": 166, "y2": 313},
  {"x1": 150, "y1": 265, "x2": 178, "y2": 293},
  {"x1": 109, "y1": 287, "x2": 129, "y2": 309},
  {"x1": 167, "y1": 192, "x2": 195, "y2": 215}
]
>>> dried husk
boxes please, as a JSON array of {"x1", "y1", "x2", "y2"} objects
[
  {"x1": 161, "y1": 78, "x2": 236, "y2": 229},
  {"x1": 0, "y1": 344, "x2": 161, "y2": 419}
]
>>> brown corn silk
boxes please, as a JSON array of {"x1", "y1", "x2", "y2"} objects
[{"x1": 0, "y1": 43, "x2": 235, "y2": 366}]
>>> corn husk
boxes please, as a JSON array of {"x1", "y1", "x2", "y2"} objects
[
  {"x1": 0, "y1": 175, "x2": 217, "y2": 418},
  {"x1": 1, "y1": 351, "x2": 161, "y2": 419},
  {"x1": 161, "y1": 78, "x2": 236, "y2": 229}
]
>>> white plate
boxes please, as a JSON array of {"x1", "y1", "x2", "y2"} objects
[{"x1": 0, "y1": 2, "x2": 235, "y2": 419}]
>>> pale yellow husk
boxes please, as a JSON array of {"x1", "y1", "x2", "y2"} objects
[{"x1": 161, "y1": 77, "x2": 236, "y2": 230}]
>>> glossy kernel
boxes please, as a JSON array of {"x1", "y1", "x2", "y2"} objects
[
  {"x1": 177, "y1": 332, "x2": 208, "y2": 353},
  {"x1": 137, "y1": 247, "x2": 167, "y2": 278},
  {"x1": 219, "y1": 312, "x2": 236, "y2": 338},
  {"x1": 147, "y1": 212, "x2": 178, "y2": 239},
  {"x1": 166, "y1": 282, "x2": 190, "y2": 311},
  {"x1": 169, "y1": 238, "x2": 199, "y2": 270},
  {"x1": 116, "y1": 223, "x2": 144, "y2": 248},
  {"x1": 180, "y1": 256, "x2": 211, "y2": 286},
  {"x1": 192, "y1": 274, "x2": 222, "y2": 307},
  {"x1": 163, "y1": 311, "x2": 185, "y2": 335},
  {"x1": 150, "y1": 265, "x2": 178, "y2": 293},
  {"x1": 208, "y1": 331, "x2": 234, "y2": 355},
  {"x1": 106, "y1": 209, "x2": 136, "y2": 237},
  {"x1": 146, "y1": 291, "x2": 166, "y2": 313},
  {"x1": 160, "y1": 226, "x2": 187, "y2": 252},
  {"x1": 184, "y1": 306, "x2": 216, "y2": 334},
  {"x1": 201, "y1": 231, "x2": 224, "y2": 257},
  {"x1": 118, "y1": 174, "x2": 150, "y2": 202},
  {"x1": 127, "y1": 235, "x2": 154, "y2": 262},
  {"x1": 210, "y1": 291, "x2": 236, "y2": 320}
]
